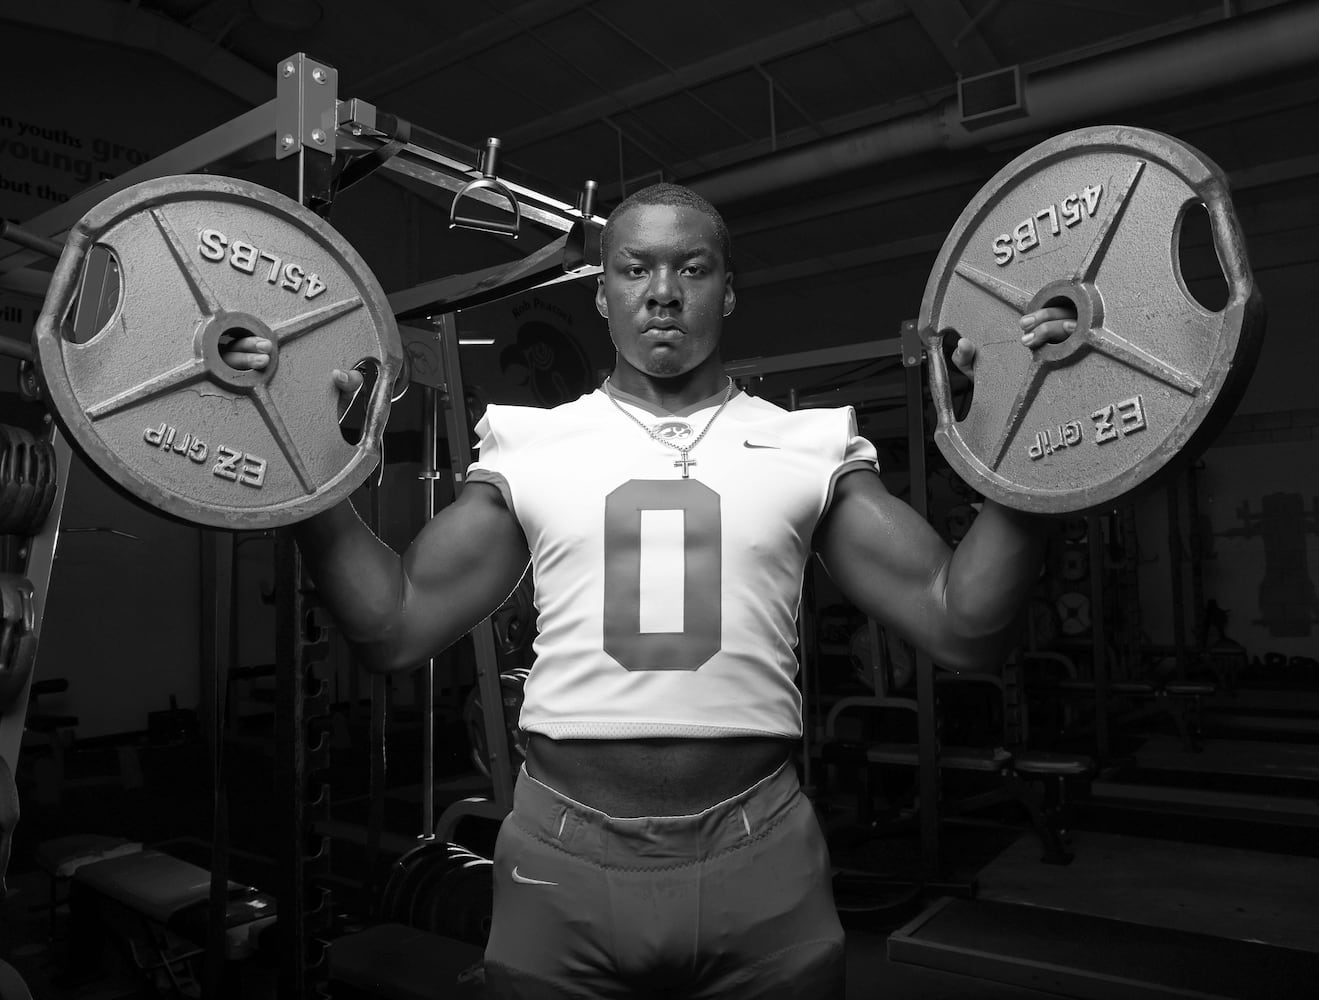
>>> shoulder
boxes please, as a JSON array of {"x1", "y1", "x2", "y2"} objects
[
  {"x1": 478, "y1": 391, "x2": 602, "y2": 441},
  {"x1": 735, "y1": 394, "x2": 860, "y2": 441}
]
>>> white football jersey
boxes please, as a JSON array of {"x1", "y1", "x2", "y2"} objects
[{"x1": 466, "y1": 383, "x2": 879, "y2": 739}]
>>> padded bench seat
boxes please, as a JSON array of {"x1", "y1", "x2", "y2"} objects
[
  {"x1": 36, "y1": 834, "x2": 141, "y2": 879},
  {"x1": 866, "y1": 744, "x2": 1012, "y2": 772},
  {"x1": 1051, "y1": 678, "x2": 1215, "y2": 751},
  {"x1": 1012, "y1": 751, "x2": 1094, "y2": 777},
  {"x1": 73, "y1": 849, "x2": 276, "y2": 960},
  {"x1": 1057, "y1": 680, "x2": 1155, "y2": 695},
  {"x1": 34, "y1": 834, "x2": 143, "y2": 938},
  {"x1": 1164, "y1": 682, "x2": 1216, "y2": 697}
]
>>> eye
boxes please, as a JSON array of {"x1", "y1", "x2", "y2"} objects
[
  {"x1": 682, "y1": 263, "x2": 708, "y2": 277},
  {"x1": 624, "y1": 264, "x2": 647, "y2": 278}
]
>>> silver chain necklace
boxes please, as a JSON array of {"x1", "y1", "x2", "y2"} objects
[{"x1": 602, "y1": 376, "x2": 736, "y2": 478}]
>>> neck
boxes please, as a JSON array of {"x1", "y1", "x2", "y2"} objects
[{"x1": 607, "y1": 357, "x2": 728, "y2": 411}]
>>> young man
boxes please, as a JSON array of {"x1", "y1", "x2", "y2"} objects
[{"x1": 228, "y1": 183, "x2": 1072, "y2": 998}]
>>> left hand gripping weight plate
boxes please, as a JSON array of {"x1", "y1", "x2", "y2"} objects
[
  {"x1": 919, "y1": 125, "x2": 1264, "y2": 515},
  {"x1": 34, "y1": 174, "x2": 403, "y2": 530}
]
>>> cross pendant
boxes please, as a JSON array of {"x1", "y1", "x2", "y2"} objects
[{"x1": 674, "y1": 452, "x2": 696, "y2": 478}]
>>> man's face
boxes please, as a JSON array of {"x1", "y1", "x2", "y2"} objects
[{"x1": 595, "y1": 203, "x2": 735, "y2": 379}]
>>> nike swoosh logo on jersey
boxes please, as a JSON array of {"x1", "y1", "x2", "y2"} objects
[
  {"x1": 512, "y1": 866, "x2": 560, "y2": 886},
  {"x1": 743, "y1": 440, "x2": 781, "y2": 449}
]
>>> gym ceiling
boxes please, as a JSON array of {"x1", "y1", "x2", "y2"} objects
[{"x1": 9, "y1": 0, "x2": 1319, "y2": 357}]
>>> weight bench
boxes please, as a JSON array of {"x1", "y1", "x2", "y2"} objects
[
  {"x1": 822, "y1": 695, "x2": 1093, "y2": 865},
  {"x1": 67, "y1": 848, "x2": 276, "y2": 997},
  {"x1": 863, "y1": 743, "x2": 1092, "y2": 864},
  {"x1": 328, "y1": 922, "x2": 486, "y2": 999},
  {"x1": 1057, "y1": 679, "x2": 1215, "y2": 751},
  {"x1": 33, "y1": 833, "x2": 143, "y2": 939}
]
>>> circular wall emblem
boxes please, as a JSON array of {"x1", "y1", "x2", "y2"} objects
[{"x1": 498, "y1": 320, "x2": 593, "y2": 407}]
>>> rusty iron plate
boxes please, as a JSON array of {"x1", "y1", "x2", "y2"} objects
[
  {"x1": 920, "y1": 125, "x2": 1264, "y2": 515},
  {"x1": 33, "y1": 174, "x2": 402, "y2": 529}
]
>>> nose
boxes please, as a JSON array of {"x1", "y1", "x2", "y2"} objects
[{"x1": 646, "y1": 266, "x2": 681, "y2": 308}]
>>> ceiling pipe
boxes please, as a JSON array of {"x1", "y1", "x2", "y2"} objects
[{"x1": 689, "y1": 2, "x2": 1319, "y2": 206}]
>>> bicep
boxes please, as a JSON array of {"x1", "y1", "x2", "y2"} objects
[
  {"x1": 394, "y1": 482, "x2": 531, "y2": 666},
  {"x1": 813, "y1": 470, "x2": 954, "y2": 650}
]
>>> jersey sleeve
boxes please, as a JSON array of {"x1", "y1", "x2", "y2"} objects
[
  {"x1": 841, "y1": 406, "x2": 879, "y2": 474},
  {"x1": 824, "y1": 406, "x2": 880, "y2": 515},
  {"x1": 465, "y1": 405, "x2": 516, "y2": 518}
]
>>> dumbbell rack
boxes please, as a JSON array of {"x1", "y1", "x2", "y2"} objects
[{"x1": 0, "y1": 419, "x2": 72, "y2": 871}]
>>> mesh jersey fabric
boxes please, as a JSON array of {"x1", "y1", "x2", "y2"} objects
[{"x1": 466, "y1": 383, "x2": 879, "y2": 740}]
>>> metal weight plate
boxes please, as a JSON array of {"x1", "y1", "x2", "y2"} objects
[
  {"x1": 34, "y1": 174, "x2": 403, "y2": 529},
  {"x1": 920, "y1": 126, "x2": 1264, "y2": 514},
  {"x1": 380, "y1": 841, "x2": 440, "y2": 925},
  {"x1": 0, "y1": 429, "x2": 23, "y2": 533},
  {"x1": 24, "y1": 439, "x2": 58, "y2": 537},
  {"x1": 416, "y1": 844, "x2": 493, "y2": 946},
  {"x1": 463, "y1": 669, "x2": 530, "y2": 777},
  {"x1": 1056, "y1": 592, "x2": 1092, "y2": 635},
  {"x1": 7, "y1": 429, "x2": 39, "y2": 535},
  {"x1": 399, "y1": 843, "x2": 466, "y2": 929},
  {"x1": 0, "y1": 574, "x2": 36, "y2": 715}
]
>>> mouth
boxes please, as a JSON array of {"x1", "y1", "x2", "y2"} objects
[{"x1": 642, "y1": 321, "x2": 686, "y2": 342}]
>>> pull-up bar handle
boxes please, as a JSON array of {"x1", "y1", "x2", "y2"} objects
[{"x1": 449, "y1": 137, "x2": 521, "y2": 238}]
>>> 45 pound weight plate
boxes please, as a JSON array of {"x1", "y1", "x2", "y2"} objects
[
  {"x1": 34, "y1": 174, "x2": 403, "y2": 529},
  {"x1": 920, "y1": 126, "x2": 1264, "y2": 515}
]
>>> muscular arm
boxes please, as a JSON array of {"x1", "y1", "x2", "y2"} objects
[
  {"x1": 814, "y1": 470, "x2": 1045, "y2": 671},
  {"x1": 294, "y1": 482, "x2": 531, "y2": 674}
]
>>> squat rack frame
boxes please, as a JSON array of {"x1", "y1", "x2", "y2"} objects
[{"x1": 725, "y1": 319, "x2": 947, "y2": 885}]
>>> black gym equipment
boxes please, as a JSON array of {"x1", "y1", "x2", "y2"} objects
[{"x1": 0, "y1": 50, "x2": 603, "y2": 1000}]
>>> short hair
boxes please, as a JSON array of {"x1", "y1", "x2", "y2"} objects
[{"x1": 600, "y1": 183, "x2": 734, "y2": 272}]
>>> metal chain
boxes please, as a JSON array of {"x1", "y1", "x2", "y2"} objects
[{"x1": 602, "y1": 376, "x2": 736, "y2": 459}]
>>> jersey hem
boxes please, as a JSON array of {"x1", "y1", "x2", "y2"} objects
[{"x1": 525, "y1": 721, "x2": 801, "y2": 740}]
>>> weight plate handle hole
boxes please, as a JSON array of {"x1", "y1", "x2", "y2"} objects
[
  {"x1": 68, "y1": 244, "x2": 121, "y2": 345},
  {"x1": 1176, "y1": 201, "x2": 1229, "y2": 313},
  {"x1": 941, "y1": 331, "x2": 975, "y2": 421},
  {"x1": 1041, "y1": 294, "x2": 1081, "y2": 344},
  {"x1": 217, "y1": 327, "x2": 265, "y2": 371},
  {"x1": 339, "y1": 357, "x2": 380, "y2": 445}
]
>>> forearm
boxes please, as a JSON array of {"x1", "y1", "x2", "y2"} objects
[
  {"x1": 293, "y1": 500, "x2": 406, "y2": 667},
  {"x1": 940, "y1": 499, "x2": 1048, "y2": 665}
]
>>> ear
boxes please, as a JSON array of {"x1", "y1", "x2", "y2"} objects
[
  {"x1": 595, "y1": 276, "x2": 609, "y2": 318},
  {"x1": 722, "y1": 272, "x2": 736, "y2": 318}
]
